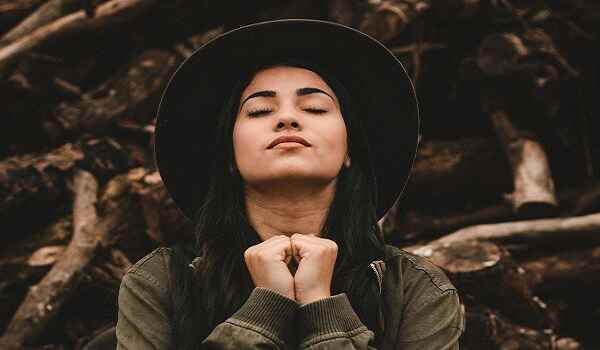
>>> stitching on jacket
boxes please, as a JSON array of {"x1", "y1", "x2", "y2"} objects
[
  {"x1": 128, "y1": 269, "x2": 162, "y2": 289},
  {"x1": 385, "y1": 246, "x2": 455, "y2": 293}
]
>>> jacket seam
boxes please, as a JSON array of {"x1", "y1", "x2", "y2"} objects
[
  {"x1": 224, "y1": 318, "x2": 285, "y2": 349},
  {"x1": 128, "y1": 268, "x2": 162, "y2": 289},
  {"x1": 387, "y1": 249, "x2": 455, "y2": 293}
]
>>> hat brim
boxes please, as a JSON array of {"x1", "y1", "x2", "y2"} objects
[{"x1": 154, "y1": 18, "x2": 421, "y2": 222}]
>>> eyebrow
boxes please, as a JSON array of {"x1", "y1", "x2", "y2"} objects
[{"x1": 239, "y1": 87, "x2": 336, "y2": 110}]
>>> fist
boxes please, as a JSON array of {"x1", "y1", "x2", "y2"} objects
[
  {"x1": 244, "y1": 235, "x2": 295, "y2": 300},
  {"x1": 290, "y1": 233, "x2": 338, "y2": 305}
]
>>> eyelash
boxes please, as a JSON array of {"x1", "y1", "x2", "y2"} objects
[{"x1": 247, "y1": 107, "x2": 328, "y2": 117}]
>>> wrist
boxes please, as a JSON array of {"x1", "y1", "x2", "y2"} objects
[{"x1": 297, "y1": 290, "x2": 331, "y2": 305}]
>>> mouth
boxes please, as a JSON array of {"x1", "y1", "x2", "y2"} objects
[{"x1": 267, "y1": 135, "x2": 311, "y2": 149}]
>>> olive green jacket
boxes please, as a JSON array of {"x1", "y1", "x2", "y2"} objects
[{"x1": 115, "y1": 244, "x2": 465, "y2": 349}]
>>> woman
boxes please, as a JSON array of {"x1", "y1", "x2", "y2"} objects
[{"x1": 115, "y1": 19, "x2": 464, "y2": 349}]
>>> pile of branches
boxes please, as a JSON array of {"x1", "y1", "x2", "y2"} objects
[{"x1": 0, "y1": 0, "x2": 598, "y2": 349}]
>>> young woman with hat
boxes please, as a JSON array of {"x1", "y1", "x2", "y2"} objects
[{"x1": 115, "y1": 19, "x2": 465, "y2": 349}]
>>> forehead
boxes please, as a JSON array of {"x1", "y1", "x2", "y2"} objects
[{"x1": 242, "y1": 66, "x2": 334, "y2": 95}]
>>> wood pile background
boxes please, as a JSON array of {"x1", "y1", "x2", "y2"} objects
[{"x1": 0, "y1": 0, "x2": 599, "y2": 349}]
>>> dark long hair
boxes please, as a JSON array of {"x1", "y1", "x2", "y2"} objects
[{"x1": 168, "y1": 58, "x2": 386, "y2": 349}]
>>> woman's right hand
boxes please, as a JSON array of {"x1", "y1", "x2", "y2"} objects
[{"x1": 244, "y1": 235, "x2": 295, "y2": 300}]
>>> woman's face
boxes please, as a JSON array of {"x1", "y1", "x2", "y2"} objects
[{"x1": 233, "y1": 65, "x2": 349, "y2": 188}]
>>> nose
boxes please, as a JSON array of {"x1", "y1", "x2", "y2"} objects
[{"x1": 275, "y1": 114, "x2": 301, "y2": 131}]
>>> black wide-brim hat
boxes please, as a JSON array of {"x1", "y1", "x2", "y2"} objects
[{"x1": 154, "y1": 19, "x2": 421, "y2": 222}]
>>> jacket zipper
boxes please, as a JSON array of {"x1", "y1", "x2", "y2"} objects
[{"x1": 370, "y1": 260, "x2": 384, "y2": 296}]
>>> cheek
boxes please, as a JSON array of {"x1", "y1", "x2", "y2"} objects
[
  {"x1": 321, "y1": 116, "x2": 348, "y2": 156},
  {"x1": 233, "y1": 119, "x2": 261, "y2": 163}
]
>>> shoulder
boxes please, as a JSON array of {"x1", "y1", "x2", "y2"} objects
[
  {"x1": 116, "y1": 247, "x2": 174, "y2": 346},
  {"x1": 381, "y1": 244, "x2": 465, "y2": 342},
  {"x1": 383, "y1": 244, "x2": 456, "y2": 293},
  {"x1": 122, "y1": 247, "x2": 173, "y2": 294}
]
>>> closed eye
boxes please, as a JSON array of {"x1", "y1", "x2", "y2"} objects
[
  {"x1": 247, "y1": 107, "x2": 328, "y2": 117},
  {"x1": 247, "y1": 108, "x2": 272, "y2": 117},
  {"x1": 304, "y1": 108, "x2": 327, "y2": 114}
]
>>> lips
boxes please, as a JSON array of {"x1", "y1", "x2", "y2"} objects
[{"x1": 267, "y1": 135, "x2": 311, "y2": 149}]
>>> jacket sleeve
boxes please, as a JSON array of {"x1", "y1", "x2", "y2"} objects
[
  {"x1": 296, "y1": 289, "x2": 464, "y2": 350},
  {"x1": 394, "y1": 288, "x2": 464, "y2": 350},
  {"x1": 200, "y1": 287, "x2": 298, "y2": 349},
  {"x1": 296, "y1": 293, "x2": 379, "y2": 349},
  {"x1": 115, "y1": 247, "x2": 298, "y2": 349}
]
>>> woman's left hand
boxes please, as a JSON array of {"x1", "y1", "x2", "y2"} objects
[{"x1": 290, "y1": 233, "x2": 338, "y2": 305}]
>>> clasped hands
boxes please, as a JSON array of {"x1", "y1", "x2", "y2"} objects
[{"x1": 243, "y1": 233, "x2": 338, "y2": 305}]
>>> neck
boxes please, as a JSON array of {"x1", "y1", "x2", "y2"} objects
[{"x1": 243, "y1": 179, "x2": 337, "y2": 241}]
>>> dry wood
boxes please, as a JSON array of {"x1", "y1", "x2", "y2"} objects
[
  {"x1": 567, "y1": 181, "x2": 600, "y2": 216},
  {"x1": 0, "y1": 168, "x2": 144, "y2": 348},
  {"x1": 385, "y1": 182, "x2": 591, "y2": 244},
  {"x1": 0, "y1": 169, "x2": 98, "y2": 349},
  {"x1": 328, "y1": 0, "x2": 362, "y2": 26},
  {"x1": 0, "y1": 0, "x2": 45, "y2": 18},
  {"x1": 0, "y1": 0, "x2": 81, "y2": 46},
  {"x1": 122, "y1": 167, "x2": 190, "y2": 245},
  {"x1": 359, "y1": 0, "x2": 430, "y2": 43},
  {"x1": 523, "y1": 246, "x2": 600, "y2": 291},
  {"x1": 0, "y1": 138, "x2": 130, "y2": 241},
  {"x1": 461, "y1": 303, "x2": 581, "y2": 350},
  {"x1": 385, "y1": 203, "x2": 513, "y2": 243},
  {"x1": 255, "y1": 0, "x2": 323, "y2": 22},
  {"x1": 406, "y1": 137, "x2": 511, "y2": 199},
  {"x1": 406, "y1": 240, "x2": 554, "y2": 329},
  {"x1": 416, "y1": 212, "x2": 600, "y2": 247},
  {"x1": 0, "y1": 0, "x2": 157, "y2": 77},
  {"x1": 44, "y1": 49, "x2": 177, "y2": 144},
  {"x1": 490, "y1": 109, "x2": 558, "y2": 218}
]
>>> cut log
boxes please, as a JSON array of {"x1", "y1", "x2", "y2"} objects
[
  {"x1": 489, "y1": 109, "x2": 558, "y2": 218},
  {"x1": 0, "y1": 0, "x2": 158, "y2": 77},
  {"x1": 0, "y1": 169, "x2": 99, "y2": 349},
  {"x1": 0, "y1": 138, "x2": 132, "y2": 242},
  {"x1": 406, "y1": 240, "x2": 555, "y2": 329}
]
